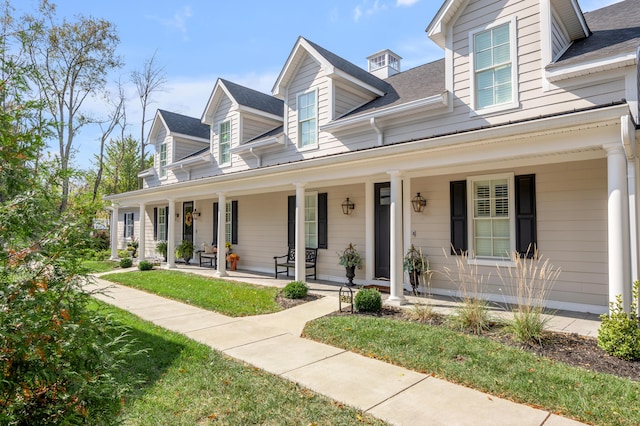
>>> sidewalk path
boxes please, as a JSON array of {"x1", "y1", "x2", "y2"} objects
[{"x1": 88, "y1": 268, "x2": 592, "y2": 426}]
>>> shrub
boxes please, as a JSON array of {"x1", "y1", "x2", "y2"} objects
[
  {"x1": 598, "y1": 281, "x2": 640, "y2": 361},
  {"x1": 90, "y1": 229, "x2": 110, "y2": 251},
  {"x1": 448, "y1": 298, "x2": 493, "y2": 334},
  {"x1": 120, "y1": 257, "x2": 133, "y2": 268},
  {"x1": 354, "y1": 288, "x2": 382, "y2": 313},
  {"x1": 138, "y1": 260, "x2": 153, "y2": 271},
  {"x1": 117, "y1": 250, "x2": 129, "y2": 259},
  {"x1": 403, "y1": 303, "x2": 439, "y2": 323},
  {"x1": 283, "y1": 281, "x2": 308, "y2": 299}
]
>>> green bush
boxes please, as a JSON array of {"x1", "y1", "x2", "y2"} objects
[
  {"x1": 283, "y1": 281, "x2": 308, "y2": 299},
  {"x1": 118, "y1": 250, "x2": 130, "y2": 259},
  {"x1": 354, "y1": 288, "x2": 382, "y2": 312},
  {"x1": 138, "y1": 260, "x2": 153, "y2": 271},
  {"x1": 598, "y1": 281, "x2": 640, "y2": 361},
  {"x1": 120, "y1": 257, "x2": 133, "y2": 268}
]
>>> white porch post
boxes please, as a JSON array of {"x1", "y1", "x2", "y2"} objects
[
  {"x1": 403, "y1": 178, "x2": 412, "y2": 261},
  {"x1": 628, "y1": 160, "x2": 639, "y2": 286},
  {"x1": 295, "y1": 183, "x2": 306, "y2": 282},
  {"x1": 216, "y1": 193, "x2": 228, "y2": 277},
  {"x1": 166, "y1": 199, "x2": 176, "y2": 269},
  {"x1": 138, "y1": 203, "x2": 146, "y2": 261},
  {"x1": 109, "y1": 205, "x2": 119, "y2": 261},
  {"x1": 605, "y1": 144, "x2": 632, "y2": 312},
  {"x1": 388, "y1": 171, "x2": 406, "y2": 305},
  {"x1": 365, "y1": 180, "x2": 375, "y2": 281}
]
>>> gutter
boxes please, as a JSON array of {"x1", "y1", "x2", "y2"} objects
[{"x1": 370, "y1": 117, "x2": 383, "y2": 146}]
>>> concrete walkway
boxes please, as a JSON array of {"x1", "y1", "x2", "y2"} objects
[{"x1": 88, "y1": 266, "x2": 596, "y2": 425}]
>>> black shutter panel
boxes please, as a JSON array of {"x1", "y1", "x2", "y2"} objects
[
  {"x1": 515, "y1": 174, "x2": 537, "y2": 258},
  {"x1": 212, "y1": 202, "x2": 219, "y2": 245},
  {"x1": 318, "y1": 193, "x2": 327, "y2": 249},
  {"x1": 231, "y1": 200, "x2": 238, "y2": 245},
  {"x1": 123, "y1": 213, "x2": 127, "y2": 238},
  {"x1": 164, "y1": 207, "x2": 169, "y2": 239},
  {"x1": 153, "y1": 208, "x2": 158, "y2": 240},
  {"x1": 450, "y1": 180, "x2": 467, "y2": 255},
  {"x1": 287, "y1": 195, "x2": 295, "y2": 248}
]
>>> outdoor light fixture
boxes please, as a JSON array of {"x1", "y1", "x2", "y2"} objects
[
  {"x1": 411, "y1": 192, "x2": 427, "y2": 213},
  {"x1": 341, "y1": 197, "x2": 355, "y2": 215},
  {"x1": 193, "y1": 209, "x2": 201, "y2": 218}
]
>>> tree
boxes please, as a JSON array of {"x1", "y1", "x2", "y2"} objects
[
  {"x1": 24, "y1": 0, "x2": 122, "y2": 211},
  {"x1": 99, "y1": 135, "x2": 140, "y2": 195},
  {"x1": 131, "y1": 51, "x2": 166, "y2": 189}
]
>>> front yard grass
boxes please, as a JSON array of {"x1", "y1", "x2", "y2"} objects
[
  {"x1": 93, "y1": 301, "x2": 385, "y2": 425},
  {"x1": 81, "y1": 259, "x2": 119, "y2": 273},
  {"x1": 303, "y1": 315, "x2": 640, "y2": 426},
  {"x1": 100, "y1": 270, "x2": 281, "y2": 316}
]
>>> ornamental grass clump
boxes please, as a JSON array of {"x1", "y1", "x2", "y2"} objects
[
  {"x1": 354, "y1": 288, "x2": 382, "y2": 313},
  {"x1": 598, "y1": 281, "x2": 640, "y2": 361},
  {"x1": 283, "y1": 281, "x2": 308, "y2": 299}
]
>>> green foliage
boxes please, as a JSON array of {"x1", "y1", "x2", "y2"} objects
[
  {"x1": 91, "y1": 229, "x2": 110, "y2": 251},
  {"x1": 176, "y1": 240, "x2": 194, "y2": 263},
  {"x1": 598, "y1": 281, "x2": 640, "y2": 361},
  {"x1": 337, "y1": 243, "x2": 362, "y2": 268},
  {"x1": 99, "y1": 135, "x2": 141, "y2": 195},
  {"x1": 117, "y1": 249, "x2": 129, "y2": 259},
  {"x1": 448, "y1": 298, "x2": 493, "y2": 335},
  {"x1": 354, "y1": 288, "x2": 382, "y2": 313},
  {"x1": 155, "y1": 240, "x2": 168, "y2": 259},
  {"x1": 119, "y1": 257, "x2": 133, "y2": 268},
  {"x1": 403, "y1": 244, "x2": 428, "y2": 273},
  {"x1": 283, "y1": 281, "x2": 308, "y2": 299},
  {"x1": 137, "y1": 260, "x2": 153, "y2": 271}
]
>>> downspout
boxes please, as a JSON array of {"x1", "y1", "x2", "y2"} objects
[
  {"x1": 249, "y1": 147, "x2": 262, "y2": 167},
  {"x1": 370, "y1": 117, "x2": 383, "y2": 146}
]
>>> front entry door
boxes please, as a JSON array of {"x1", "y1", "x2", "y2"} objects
[
  {"x1": 183, "y1": 201, "x2": 194, "y2": 245},
  {"x1": 374, "y1": 183, "x2": 391, "y2": 279}
]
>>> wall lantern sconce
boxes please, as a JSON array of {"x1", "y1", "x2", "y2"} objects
[
  {"x1": 193, "y1": 209, "x2": 201, "y2": 219},
  {"x1": 175, "y1": 212, "x2": 180, "y2": 219},
  {"x1": 411, "y1": 192, "x2": 427, "y2": 213},
  {"x1": 341, "y1": 197, "x2": 355, "y2": 215}
]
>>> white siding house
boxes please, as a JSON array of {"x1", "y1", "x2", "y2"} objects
[{"x1": 106, "y1": 0, "x2": 640, "y2": 315}]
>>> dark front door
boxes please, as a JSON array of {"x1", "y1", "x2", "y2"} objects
[
  {"x1": 375, "y1": 182, "x2": 391, "y2": 279},
  {"x1": 183, "y1": 201, "x2": 194, "y2": 244}
]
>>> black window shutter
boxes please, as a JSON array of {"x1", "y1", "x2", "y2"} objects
[
  {"x1": 231, "y1": 200, "x2": 238, "y2": 245},
  {"x1": 318, "y1": 193, "x2": 327, "y2": 249},
  {"x1": 123, "y1": 213, "x2": 126, "y2": 238},
  {"x1": 153, "y1": 208, "x2": 158, "y2": 240},
  {"x1": 515, "y1": 174, "x2": 537, "y2": 258},
  {"x1": 164, "y1": 207, "x2": 169, "y2": 239},
  {"x1": 287, "y1": 195, "x2": 296, "y2": 248},
  {"x1": 450, "y1": 180, "x2": 467, "y2": 255},
  {"x1": 212, "y1": 202, "x2": 219, "y2": 245}
]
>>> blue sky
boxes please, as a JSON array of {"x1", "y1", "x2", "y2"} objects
[{"x1": 16, "y1": 0, "x2": 622, "y2": 171}]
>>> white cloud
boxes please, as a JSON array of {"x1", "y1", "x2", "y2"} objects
[
  {"x1": 396, "y1": 0, "x2": 419, "y2": 6},
  {"x1": 353, "y1": 5, "x2": 363, "y2": 22},
  {"x1": 353, "y1": 0, "x2": 388, "y2": 22},
  {"x1": 145, "y1": 6, "x2": 193, "y2": 41}
]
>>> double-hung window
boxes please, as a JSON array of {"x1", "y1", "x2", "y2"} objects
[
  {"x1": 158, "y1": 207, "x2": 167, "y2": 241},
  {"x1": 471, "y1": 175, "x2": 513, "y2": 259},
  {"x1": 224, "y1": 201, "x2": 232, "y2": 244},
  {"x1": 124, "y1": 212, "x2": 134, "y2": 239},
  {"x1": 219, "y1": 120, "x2": 231, "y2": 165},
  {"x1": 159, "y1": 143, "x2": 167, "y2": 177},
  {"x1": 304, "y1": 193, "x2": 318, "y2": 248},
  {"x1": 298, "y1": 91, "x2": 317, "y2": 148},
  {"x1": 471, "y1": 19, "x2": 517, "y2": 112}
]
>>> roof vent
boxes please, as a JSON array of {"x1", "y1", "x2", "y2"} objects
[{"x1": 367, "y1": 49, "x2": 402, "y2": 78}]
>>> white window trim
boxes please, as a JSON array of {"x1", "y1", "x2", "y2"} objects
[
  {"x1": 225, "y1": 200, "x2": 232, "y2": 244},
  {"x1": 466, "y1": 172, "x2": 516, "y2": 267},
  {"x1": 158, "y1": 207, "x2": 167, "y2": 241},
  {"x1": 218, "y1": 120, "x2": 232, "y2": 167},
  {"x1": 297, "y1": 89, "x2": 319, "y2": 151},
  {"x1": 305, "y1": 192, "x2": 319, "y2": 248},
  {"x1": 469, "y1": 17, "x2": 519, "y2": 116},
  {"x1": 159, "y1": 142, "x2": 168, "y2": 180},
  {"x1": 124, "y1": 212, "x2": 135, "y2": 239}
]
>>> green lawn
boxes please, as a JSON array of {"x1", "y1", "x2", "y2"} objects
[
  {"x1": 100, "y1": 270, "x2": 282, "y2": 316},
  {"x1": 91, "y1": 301, "x2": 385, "y2": 425},
  {"x1": 81, "y1": 259, "x2": 119, "y2": 273},
  {"x1": 304, "y1": 315, "x2": 640, "y2": 426}
]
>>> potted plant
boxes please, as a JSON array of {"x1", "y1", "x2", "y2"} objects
[
  {"x1": 156, "y1": 240, "x2": 168, "y2": 262},
  {"x1": 338, "y1": 243, "x2": 362, "y2": 286},
  {"x1": 403, "y1": 245, "x2": 429, "y2": 295},
  {"x1": 176, "y1": 240, "x2": 195, "y2": 264}
]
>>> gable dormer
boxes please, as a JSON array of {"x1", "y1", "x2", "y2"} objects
[
  {"x1": 540, "y1": 0, "x2": 590, "y2": 67},
  {"x1": 201, "y1": 79, "x2": 283, "y2": 168}
]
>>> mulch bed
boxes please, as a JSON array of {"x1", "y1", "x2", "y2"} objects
[{"x1": 275, "y1": 292, "x2": 322, "y2": 310}]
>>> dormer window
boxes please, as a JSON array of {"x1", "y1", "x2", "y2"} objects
[
  {"x1": 298, "y1": 91, "x2": 317, "y2": 148},
  {"x1": 219, "y1": 120, "x2": 231, "y2": 165},
  {"x1": 470, "y1": 18, "x2": 518, "y2": 113},
  {"x1": 159, "y1": 143, "x2": 167, "y2": 177}
]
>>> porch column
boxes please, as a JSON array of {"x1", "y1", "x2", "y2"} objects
[
  {"x1": 403, "y1": 178, "x2": 412, "y2": 260},
  {"x1": 605, "y1": 144, "x2": 631, "y2": 312},
  {"x1": 216, "y1": 193, "x2": 228, "y2": 277},
  {"x1": 138, "y1": 203, "x2": 146, "y2": 261},
  {"x1": 109, "y1": 205, "x2": 119, "y2": 261},
  {"x1": 295, "y1": 183, "x2": 306, "y2": 282},
  {"x1": 388, "y1": 171, "x2": 406, "y2": 305},
  {"x1": 628, "y1": 160, "x2": 639, "y2": 286},
  {"x1": 166, "y1": 199, "x2": 176, "y2": 269},
  {"x1": 365, "y1": 180, "x2": 375, "y2": 281}
]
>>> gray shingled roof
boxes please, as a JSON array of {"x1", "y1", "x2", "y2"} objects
[
  {"x1": 158, "y1": 109, "x2": 210, "y2": 140},
  {"x1": 219, "y1": 79, "x2": 283, "y2": 117},
  {"x1": 549, "y1": 0, "x2": 640, "y2": 68},
  {"x1": 336, "y1": 59, "x2": 445, "y2": 120},
  {"x1": 245, "y1": 125, "x2": 285, "y2": 144},
  {"x1": 304, "y1": 38, "x2": 391, "y2": 94},
  {"x1": 176, "y1": 147, "x2": 209, "y2": 162}
]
